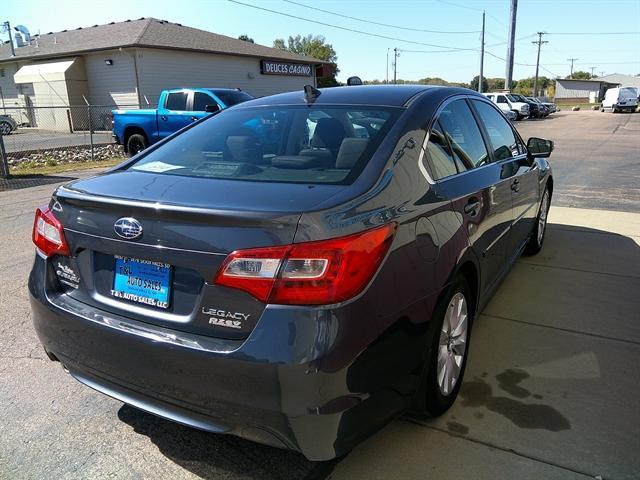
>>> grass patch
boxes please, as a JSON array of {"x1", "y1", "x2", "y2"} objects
[
  {"x1": 9, "y1": 158, "x2": 125, "y2": 177},
  {"x1": 555, "y1": 103, "x2": 599, "y2": 110}
]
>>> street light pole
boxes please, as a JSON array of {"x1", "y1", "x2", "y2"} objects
[{"x1": 386, "y1": 48, "x2": 390, "y2": 84}]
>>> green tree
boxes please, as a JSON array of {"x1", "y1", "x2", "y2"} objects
[
  {"x1": 273, "y1": 35, "x2": 339, "y2": 87},
  {"x1": 568, "y1": 71, "x2": 592, "y2": 80},
  {"x1": 238, "y1": 34, "x2": 254, "y2": 43},
  {"x1": 470, "y1": 75, "x2": 489, "y2": 92}
]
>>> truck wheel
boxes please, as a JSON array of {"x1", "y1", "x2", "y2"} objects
[{"x1": 126, "y1": 134, "x2": 148, "y2": 156}]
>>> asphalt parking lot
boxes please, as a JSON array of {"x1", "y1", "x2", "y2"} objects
[
  {"x1": 2, "y1": 129, "x2": 112, "y2": 154},
  {"x1": 0, "y1": 110, "x2": 639, "y2": 479}
]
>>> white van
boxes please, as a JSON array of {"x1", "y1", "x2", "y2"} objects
[
  {"x1": 601, "y1": 87, "x2": 638, "y2": 113},
  {"x1": 483, "y1": 93, "x2": 530, "y2": 120}
]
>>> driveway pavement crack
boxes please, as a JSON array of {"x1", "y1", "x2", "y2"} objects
[{"x1": 483, "y1": 313, "x2": 640, "y2": 346}]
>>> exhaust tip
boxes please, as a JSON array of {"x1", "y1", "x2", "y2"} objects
[
  {"x1": 61, "y1": 364, "x2": 69, "y2": 374},
  {"x1": 44, "y1": 349, "x2": 59, "y2": 362}
]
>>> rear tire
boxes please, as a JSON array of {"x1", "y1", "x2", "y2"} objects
[
  {"x1": 420, "y1": 275, "x2": 473, "y2": 417},
  {"x1": 126, "y1": 133, "x2": 148, "y2": 156},
  {"x1": 524, "y1": 187, "x2": 550, "y2": 256}
]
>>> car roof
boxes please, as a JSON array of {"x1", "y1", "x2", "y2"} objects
[{"x1": 239, "y1": 85, "x2": 476, "y2": 108}]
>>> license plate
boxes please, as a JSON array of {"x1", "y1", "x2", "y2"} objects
[{"x1": 111, "y1": 256, "x2": 171, "y2": 309}]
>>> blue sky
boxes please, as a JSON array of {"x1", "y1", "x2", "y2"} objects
[{"x1": 3, "y1": 0, "x2": 639, "y2": 83}]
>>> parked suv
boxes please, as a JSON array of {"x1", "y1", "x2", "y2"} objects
[
  {"x1": 30, "y1": 85, "x2": 553, "y2": 461},
  {"x1": 483, "y1": 92, "x2": 530, "y2": 120}
]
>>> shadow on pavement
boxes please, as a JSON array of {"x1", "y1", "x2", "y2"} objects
[
  {"x1": 0, "y1": 174, "x2": 76, "y2": 192},
  {"x1": 117, "y1": 405, "x2": 340, "y2": 480}
]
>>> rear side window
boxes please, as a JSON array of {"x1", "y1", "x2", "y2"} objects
[
  {"x1": 193, "y1": 92, "x2": 216, "y2": 111},
  {"x1": 437, "y1": 99, "x2": 489, "y2": 169},
  {"x1": 472, "y1": 100, "x2": 520, "y2": 160},
  {"x1": 129, "y1": 105, "x2": 400, "y2": 185},
  {"x1": 212, "y1": 90, "x2": 254, "y2": 106},
  {"x1": 165, "y1": 92, "x2": 188, "y2": 111}
]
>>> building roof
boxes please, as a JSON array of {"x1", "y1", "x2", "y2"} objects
[
  {"x1": 0, "y1": 18, "x2": 329, "y2": 65},
  {"x1": 597, "y1": 73, "x2": 640, "y2": 87}
]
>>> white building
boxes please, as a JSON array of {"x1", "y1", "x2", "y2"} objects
[{"x1": 0, "y1": 18, "x2": 331, "y2": 130}]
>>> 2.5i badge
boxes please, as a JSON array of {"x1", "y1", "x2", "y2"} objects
[
  {"x1": 202, "y1": 307, "x2": 250, "y2": 330},
  {"x1": 55, "y1": 260, "x2": 80, "y2": 289}
]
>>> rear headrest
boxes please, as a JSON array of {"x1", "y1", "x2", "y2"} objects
[
  {"x1": 224, "y1": 135, "x2": 264, "y2": 164},
  {"x1": 336, "y1": 138, "x2": 369, "y2": 169},
  {"x1": 312, "y1": 118, "x2": 347, "y2": 151}
]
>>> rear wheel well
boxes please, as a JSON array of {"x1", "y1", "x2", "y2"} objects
[
  {"x1": 123, "y1": 127, "x2": 147, "y2": 152},
  {"x1": 457, "y1": 261, "x2": 479, "y2": 317}
]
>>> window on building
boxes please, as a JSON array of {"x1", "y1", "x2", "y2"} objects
[
  {"x1": 0, "y1": 68, "x2": 5, "y2": 78},
  {"x1": 165, "y1": 92, "x2": 188, "y2": 111}
]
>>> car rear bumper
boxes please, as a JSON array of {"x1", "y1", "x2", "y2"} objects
[{"x1": 29, "y1": 253, "x2": 416, "y2": 460}]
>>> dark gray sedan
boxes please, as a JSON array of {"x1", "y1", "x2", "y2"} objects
[{"x1": 29, "y1": 85, "x2": 553, "y2": 460}]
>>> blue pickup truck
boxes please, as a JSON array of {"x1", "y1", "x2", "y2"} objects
[{"x1": 112, "y1": 88, "x2": 254, "y2": 155}]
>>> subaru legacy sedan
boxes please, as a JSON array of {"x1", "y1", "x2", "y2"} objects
[{"x1": 29, "y1": 85, "x2": 553, "y2": 461}]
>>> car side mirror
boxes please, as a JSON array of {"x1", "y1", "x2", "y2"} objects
[
  {"x1": 527, "y1": 137, "x2": 554, "y2": 158},
  {"x1": 205, "y1": 104, "x2": 221, "y2": 113}
]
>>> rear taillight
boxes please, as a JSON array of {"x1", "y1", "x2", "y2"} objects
[
  {"x1": 32, "y1": 206, "x2": 69, "y2": 257},
  {"x1": 214, "y1": 223, "x2": 397, "y2": 305}
]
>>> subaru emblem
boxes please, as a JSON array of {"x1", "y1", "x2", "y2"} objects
[{"x1": 114, "y1": 217, "x2": 143, "y2": 240}]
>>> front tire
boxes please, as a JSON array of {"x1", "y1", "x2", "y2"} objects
[
  {"x1": 420, "y1": 275, "x2": 473, "y2": 417},
  {"x1": 525, "y1": 187, "x2": 550, "y2": 255},
  {"x1": 126, "y1": 133, "x2": 148, "y2": 156}
]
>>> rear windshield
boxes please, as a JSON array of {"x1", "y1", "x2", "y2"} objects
[
  {"x1": 129, "y1": 105, "x2": 401, "y2": 185},
  {"x1": 619, "y1": 88, "x2": 637, "y2": 99},
  {"x1": 210, "y1": 90, "x2": 254, "y2": 106}
]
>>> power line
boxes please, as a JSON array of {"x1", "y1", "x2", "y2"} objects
[
  {"x1": 227, "y1": 0, "x2": 480, "y2": 50},
  {"x1": 546, "y1": 31, "x2": 640, "y2": 35},
  {"x1": 282, "y1": 0, "x2": 480, "y2": 34}
]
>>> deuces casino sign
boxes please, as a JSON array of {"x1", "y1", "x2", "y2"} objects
[{"x1": 261, "y1": 60, "x2": 313, "y2": 76}]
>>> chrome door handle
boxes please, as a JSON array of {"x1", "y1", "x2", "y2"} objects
[
  {"x1": 511, "y1": 179, "x2": 520, "y2": 192},
  {"x1": 160, "y1": 115, "x2": 168, "y2": 121}
]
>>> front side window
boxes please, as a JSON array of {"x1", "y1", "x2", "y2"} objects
[
  {"x1": 472, "y1": 100, "x2": 520, "y2": 160},
  {"x1": 497, "y1": 95, "x2": 508, "y2": 104},
  {"x1": 165, "y1": 92, "x2": 188, "y2": 111},
  {"x1": 193, "y1": 92, "x2": 216, "y2": 111},
  {"x1": 437, "y1": 99, "x2": 489, "y2": 169},
  {"x1": 129, "y1": 105, "x2": 400, "y2": 185}
]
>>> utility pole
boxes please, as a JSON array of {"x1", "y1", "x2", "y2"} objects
[
  {"x1": 531, "y1": 32, "x2": 548, "y2": 97},
  {"x1": 478, "y1": 12, "x2": 485, "y2": 93},
  {"x1": 567, "y1": 58, "x2": 578, "y2": 78},
  {"x1": 505, "y1": 0, "x2": 518, "y2": 90},
  {"x1": 393, "y1": 48, "x2": 399, "y2": 84},
  {"x1": 2, "y1": 21, "x2": 15, "y2": 57},
  {"x1": 590, "y1": 66, "x2": 597, "y2": 77}
]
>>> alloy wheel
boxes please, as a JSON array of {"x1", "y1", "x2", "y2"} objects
[
  {"x1": 437, "y1": 292, "x2": 468, "y2": 396},
  {"x1": 537, "y1": 191, "x2": 550, "y2": 245}
]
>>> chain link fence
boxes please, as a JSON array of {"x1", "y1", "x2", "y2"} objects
[{"x1": 0, "y1": 104, "x2": 138, "y2": 178}]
